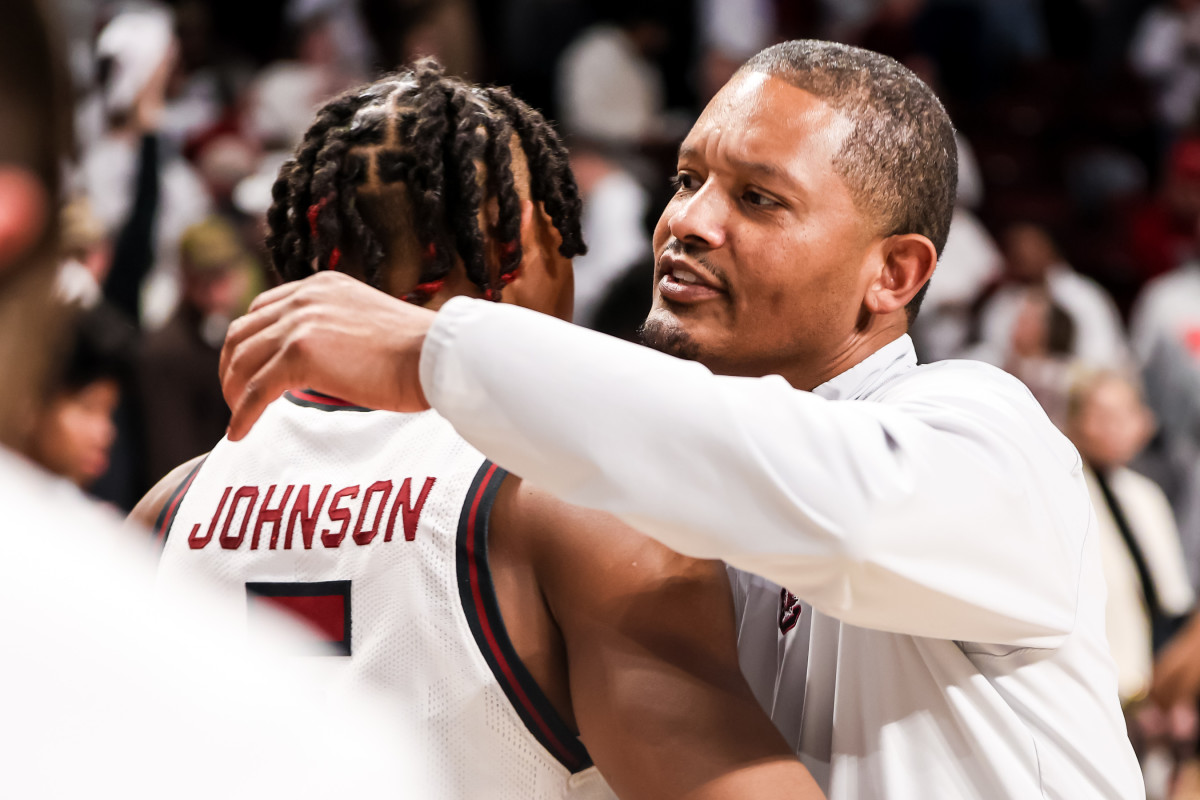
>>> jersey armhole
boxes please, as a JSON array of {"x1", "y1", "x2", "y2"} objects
[
  {"x1": 154, "y1": 457, "x2": 208, "y2": 547},
  {"x1": 455, "y1": 461, "x2": 594, "y2": 774}
]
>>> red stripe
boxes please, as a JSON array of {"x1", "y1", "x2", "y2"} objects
[
  {"x1": 157, "y1": 466, "x2": 202, "y2": 542},
  {"x1": 466, "y1": 465, "x2": 580, "y2": 767},
  {"x1": 290, "y1": 390, "x2": 358, "y2": 407}
]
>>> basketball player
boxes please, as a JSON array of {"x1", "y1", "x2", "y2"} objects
[
  {"x1": 220, "y1": 43, "x2": 1145, "y2": 797},
  {"x1": 135, "y1": 63, "x2": 821, "y2": 800}
]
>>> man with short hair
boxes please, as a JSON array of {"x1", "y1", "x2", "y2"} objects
[{"x1": 222, "y1": 41, "x2": 1145, "y2": 798}]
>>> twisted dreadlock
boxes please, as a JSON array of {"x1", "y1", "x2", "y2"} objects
[{"x1": 267, "y1": 59, "x2": 586, "y2": 305}]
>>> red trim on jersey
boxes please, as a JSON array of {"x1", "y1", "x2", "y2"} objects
[
  {"x1": 463, "y1": 464, "x2": 583, "y2": 769},
  {"x1": 155, "y1": 458, "x2": 207, "y2": 545},
  {"x1": 288, "y1": 389, "x2": 360, "y2": 407}
]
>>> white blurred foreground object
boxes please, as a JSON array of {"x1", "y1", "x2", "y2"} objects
[{"x1": 0, "y1": 447, "x2": 428, "y2": 798}]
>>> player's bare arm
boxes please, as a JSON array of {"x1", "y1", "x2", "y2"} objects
[
  {"x1": 128, "y1": 453, "x2": 207, "y2": 531},
  {"x1": 489, "y1": 477, "x2": 825, "y2": 800}
]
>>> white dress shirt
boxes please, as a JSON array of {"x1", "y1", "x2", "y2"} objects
[{"x1": 420, "y1": 298, "x2": 1144, "y2": 799}]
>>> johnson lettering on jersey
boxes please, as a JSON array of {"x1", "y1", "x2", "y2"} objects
[{"x1": 157, "y1": 391, "x2": 615, "y2": 800}]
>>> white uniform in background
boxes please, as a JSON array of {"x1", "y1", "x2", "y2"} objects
[
  {"x1": 156, "y1": 391, "x2": 614, "y2": 800},
  {"x1": 0, "y1": 447, "x2": 423, "y2": 798},
  {"x1": 418, "y1": 298, "x2": 1145, "y2": 799},
  {"x1": 1085, "y1": 465, "x2": 1194, "y2": 702}
]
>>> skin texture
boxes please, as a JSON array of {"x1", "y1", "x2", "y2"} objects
[{"x1": 643, "y1": 71, "x2": 935, "y2": 389}]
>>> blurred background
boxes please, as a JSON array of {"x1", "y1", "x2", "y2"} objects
[{"x1": 39, "y1": 1, "x2": 1200, "y2": 793}]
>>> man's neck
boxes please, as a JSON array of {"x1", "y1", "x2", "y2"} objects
[{"x1": 789, "y1": 324, "x2": 909, "y2": 392}]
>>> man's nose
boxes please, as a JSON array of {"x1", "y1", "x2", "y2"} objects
[{"x1": 668, "y1": 183, "x2": 727, "y2": 249}]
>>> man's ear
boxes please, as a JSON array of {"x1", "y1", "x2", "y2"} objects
[
  {"x1": 0, "y1": 167, "x2": 49, "y2": 276},
  {"x1": 864, "y1": 233, "x2": 937, "y2": 317}
]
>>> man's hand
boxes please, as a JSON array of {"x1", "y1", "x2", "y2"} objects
[{"x1": 220, "y1": 271, "x2": 435, "y2": 439}]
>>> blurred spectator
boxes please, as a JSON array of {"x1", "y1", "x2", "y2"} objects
[
  {"x1": 55, "y1": 198, "x2": 111, "y2": 308},
  {"x1": 1068, "y1": 371, "x2": 1194, "y2": 699},
  {"x1": 139, "y1": 216, "x2": 262, "y2": 484},
  {"x1": 1130, "y1": 0, "x2": 1200, "y2": 138},
  {"x1": 29, "y1": 306, "x2": 135, "y2": 494},
  {"x1": 1129, "y1": 227, "x2": 1200, "y2": 521},
  {"x1": 245, "y1": 5, "x2": 367, "y2": 150},
  {"x1": 696, "y1": 0, "x2": 777, "y2": 101},
  {"x1": 570, "y1": 141, "x2": 652, "y2": 329},
  {"x1": 82, "y1": 6, "x2": 212, "y2": 328},
  {"x1": 1127, "y1": 136, "x2": 1200, "y2": 286},
  {"x1": 556, "y1": 4, "x2": 671, "y2": 146},
  {"x1": 1130, "y1": 248, "x2": 1200, "y2": 366},
  {"x1": 962, "y1": 222, "x2": 1131, "y2": 371},
  {"x1": 911, "y1": 133, "x2": 1004, "y2": 362},
  {"x1": 365, "y1": 0, "x2": 482, "y2": 79},
  {"x1": 1066, "y1": 369, "x2": 1196, "y2": 799}
]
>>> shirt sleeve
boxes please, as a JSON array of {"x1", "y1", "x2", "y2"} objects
[{"x1": 421, "y1": 297, "x2": 1090, "y2": 647}]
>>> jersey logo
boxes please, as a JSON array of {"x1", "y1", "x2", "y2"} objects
[
  {"x1": 247, "y1": 580, "x2": 352, "y2": 655},
  {"x1": 779, "y1": 587, "x2": 803, "y2": 634}
]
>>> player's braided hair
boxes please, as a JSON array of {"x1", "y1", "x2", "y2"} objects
[{"x1": 267, "y1": 59, "x2": 586, "y2": 304}]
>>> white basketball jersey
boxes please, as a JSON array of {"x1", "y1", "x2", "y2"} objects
[{"x1": 157, "y1": 390, "x2": 614, "y2": 800}]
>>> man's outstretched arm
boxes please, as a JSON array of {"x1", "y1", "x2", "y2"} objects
[{"x1": 221, "y1": 273, "x2": 1085, "y2": 647}]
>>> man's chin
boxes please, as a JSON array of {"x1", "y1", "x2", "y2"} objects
[{"x1": 637, "y1": 310, "x2": 702, "y2": 361}]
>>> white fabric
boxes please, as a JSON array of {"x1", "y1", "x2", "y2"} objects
[
  {"x1": 963, "y1": 264, "x2": 1132, "y2": 369},
  {"x1": 0, "y1": 447, "x2": 424, "y2": 797},
  {"x1": 157, "y1": 398, "x2": 615, "y2": 800},
  {"x1": 1129, "y1": 261, "x2": 1200, "y2": 366},
  {"x1": 1086, "y1": 465, "x2": 1194, "y2": 702},
  {"x1": 420, "y1": 297, "x2": 1144, "y2": 799},
  {"x1": 556, "y1": 25, "x2": 664, "y2": 144}
]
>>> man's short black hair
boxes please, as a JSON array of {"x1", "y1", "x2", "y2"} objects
[{"x1": 740, "y1": 41, "x2": 958, "y2": 323}]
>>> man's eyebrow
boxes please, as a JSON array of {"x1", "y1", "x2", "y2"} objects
[{"x1": 677, "y1": 145, "x2": 795, "y2": 187}]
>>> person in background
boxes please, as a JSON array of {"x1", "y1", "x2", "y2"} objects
[
  {"x1": 139, "y1": 215, "x2": 261, "y2": 485},
  {"x1": 556, "y1": 3, "x2": 673, "y2": 148},
  {"x1": 28, "y1": 305, "x2": 134, "y2": 494},
  {"x1": 962, "y1": 221, "x2": 1131, "y2": 370},
  {"x1": 1066, "y1": 370, "x2": 1196, "y2": 798},
  {"x1": 83, "y1": 5, "x2": 212, "y2": 328}
]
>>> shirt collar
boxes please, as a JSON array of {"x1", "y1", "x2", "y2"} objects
[{"x1": 812, "y1": 335, "x2": 918, "y2": 401}]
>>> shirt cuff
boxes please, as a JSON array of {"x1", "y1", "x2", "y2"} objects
[{"x1": 418, "y1": 295, "x2": 486, "y2": 411}]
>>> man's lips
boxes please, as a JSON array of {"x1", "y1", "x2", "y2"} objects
[{"x1": 656, "y1": 253, "x2": 726, "y2": 303}]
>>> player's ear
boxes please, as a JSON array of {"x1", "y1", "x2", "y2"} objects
[
  {"x1": 499, "y1": 198, "x2": 573, "y2": 321},
  {"x1": 864, "y1": 233, "x2": 936, "y2": 318},
  {"x1": 0, "y1": 166, "x2": 49, "y2": 277}
]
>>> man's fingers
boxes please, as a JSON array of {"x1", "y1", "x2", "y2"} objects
[
  {"x1": 247, "y1": 277, "x2": 309, "y2": 314},
  {"x1": 227, "y1": 345, "x2": 298, "y2": 441},
  {"x1": 221, "y1": 314, "x2": 293, "y2": 414}
]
